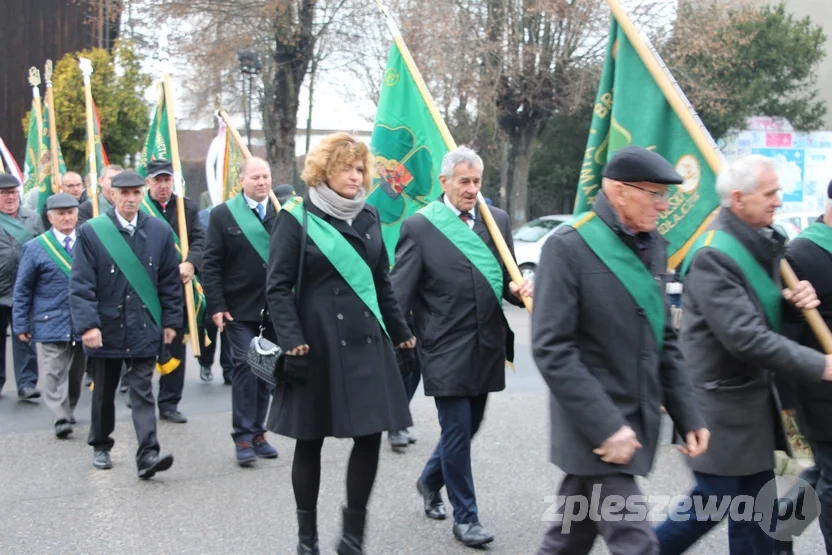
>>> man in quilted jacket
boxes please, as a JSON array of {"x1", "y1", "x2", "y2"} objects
[{"x1": 13, "y1": 193, "x2": 85, "y2": 437}]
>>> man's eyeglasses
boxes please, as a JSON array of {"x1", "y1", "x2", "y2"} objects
[{"x1": 621, "y1": 182, "x2": 672, "y2": 201}]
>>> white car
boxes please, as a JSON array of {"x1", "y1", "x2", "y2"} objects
[{"x1": 512, "y1": 215, "x2": 571, "y2": 282}]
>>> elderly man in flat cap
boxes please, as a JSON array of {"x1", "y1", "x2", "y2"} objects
[
  {"x1": 532, "y1": 145, "x2": 709, "y2": 555},
  {"x1": 0, "y1": 173, "x2": 44, "y2": 400},
  {"x1": 12, "y1": 193, "x2": 85, "y2": 437},
  {"x1": 656, "y1": 155, "x2": 832, "y2": 554},
  {"x1": 70, "y1": 170, "x2": 182, "y2": 478}
]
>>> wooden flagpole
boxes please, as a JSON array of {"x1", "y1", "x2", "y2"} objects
[
  {"x1": 216, "y1": 108, "x2": 281, "y2": 211},
  {"x1": 159, "y1": 43, "x2": 200, "y2": 355},
  {"x1": 43, "y1": 61, "x2": 61, "y2": 194},
  {"x1": 374, "y1": 0, "x2": 531, "y2": 312},
  {"x1": 607, "y1": 0, "x2": 832, "y2": 354},
  {"x1": 79, "y1": 58, "x2": 100, "y2": 217}
]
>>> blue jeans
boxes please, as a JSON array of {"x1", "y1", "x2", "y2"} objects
[
  {"x1": 655, "y1": 469, "x2": 775, "y2": 555},
  {"x1": 0, "y1": 306, "x2": 38, "y2": 393},
  {"x1": 225, "y1": 321, "x2": 273, "y2": 443},
  {"x1": 419, "y1": 394, "x2": 488, "y2": 524}
]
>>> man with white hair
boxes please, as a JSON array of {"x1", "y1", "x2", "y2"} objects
[
  {"x1": 655, "y1": 155, "x2": 832, "y2": 554},
  {"x1": 391, "y1": 146, "x2": 533, "y2": 547}
]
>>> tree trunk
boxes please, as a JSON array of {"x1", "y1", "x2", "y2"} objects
[
  {"x1": 264, "y1": 70, "x2": 302, "y2": 185},
  {"x1": 498, "y1": 139, "x2": 511, "y2": 210},
  {"x1": 507, "y1": 124, "x2": 538, "y2": 225}
]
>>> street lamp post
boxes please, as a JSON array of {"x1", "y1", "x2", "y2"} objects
[{"x1": 237, "y1": 50, "x2": 262, "y2": 152}]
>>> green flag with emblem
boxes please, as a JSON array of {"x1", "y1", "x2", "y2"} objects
[
  {"x1": 34, "y1": 102, "x2": 67, "y2": 213},
  {"x1": 574, "y1": 16, "x2": 721, "y2": 269},
  {"x1": 137, "y1": 82, "x2": 172, "y2": 178},
  {"x1": 368, "y1": 42, "x2": 448, "y2": 265}
]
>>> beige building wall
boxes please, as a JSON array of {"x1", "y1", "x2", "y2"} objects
[{"x1": 752, "y1": 0, "x2": 832, "y2": 129}]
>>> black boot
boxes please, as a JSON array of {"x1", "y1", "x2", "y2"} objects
[
  {"x1": 297, "y1": 509, "x2": 320, "y2": 555},
  {"x1": 335, "y1": 506, "x2": 366, "y2": 555}
]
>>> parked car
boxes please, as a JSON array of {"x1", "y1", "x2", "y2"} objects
[{"x1": 512, "y1": 214, "x2": 571, "y2": 282}]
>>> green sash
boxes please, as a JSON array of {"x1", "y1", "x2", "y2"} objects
[
  {"x1": 139, "y1": 194, "x2": 206, "y2": 324},
  {"x1": 36, "y1": 231, "x2": 72, "y2": 277},
  {"x1": 0, "y1": 213, "x2": 34, "y2": 246},
  {"x1": 796, "y1": 222, "x2": 832, "y2": 255},
  {"x1": 569, "y1": 212, "x2": 666, "y2": 350},
  {"x1": 227, "y1": 193, "x2": 270, "y2": 263},
  {"x1": 283, "y1": 197, "x2": 389, "y2": 339},
  {"x1": 681, "y1": 229, "x2": 782, "y2": 332},
  {"x1": 87, "y1": 215, "x2": 163, "y2": 328},
  {"x1": 417, "y1": 201, "x2": 504, "y2": 303}
]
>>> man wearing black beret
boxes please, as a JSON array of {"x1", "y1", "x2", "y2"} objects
[
  {"x1": 0, "y1": 173, "x2": 44, "y2": 400},
  {"x1": 70, "y1": 170, "x2": 183, "y2": 478},
  {"x1": 532, "y1": 145, "x2": 709, "y2": 554}
]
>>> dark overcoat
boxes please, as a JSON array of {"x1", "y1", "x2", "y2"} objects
[
  {"x1": 0, "y1": 206, "x2": 44, "y2": 306},
  {"x1": 390, "y1": 197, "x2": 523, "y2": 397},
  {"x1": 532, "y1": 193, "x2": 704, "y2": 477},
  {"x1": 201, "y1": 198, "x2": 275, "y2": 324},
  {"x1": 780, "y1": 215, "x2": 832, "y2": 442},
  {"x1": 70, "y1": 210, "x2": 183, "y2": 358},
  {"x1": 681, "y1": 208, "x2": 826, "y2": 476},
  {"x1": 265, "y1": 196, "x2": 413, "y2": 440}
]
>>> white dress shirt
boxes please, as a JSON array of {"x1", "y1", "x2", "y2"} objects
[
  {"x1": 443, "y1": 195, "x2": 476, "y2": 230},
  {"x1": 52, "y1": 228, "x2": 77, "y2": 251},
  {"x1": 115, "y1": 211, "x2": 138, "y2": 231},
  {"x1": 243, "y1": 193, "x2": 268, "y2": 219}
]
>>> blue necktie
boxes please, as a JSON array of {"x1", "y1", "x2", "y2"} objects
[
  {"x1": 63, "y1": 236, "x2": 73, "y2": 254},
  {"x1": 256, "y1": 203, "x2": 265, "y2": 221}
]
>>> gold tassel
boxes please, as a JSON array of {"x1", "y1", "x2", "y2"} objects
[{"x1": 506, "y1": 360, "x2": 516, "y2": 373}]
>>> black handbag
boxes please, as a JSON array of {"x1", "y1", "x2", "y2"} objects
[{"x1": 247, "y1": 203, "x2": 307, "y2": 385}]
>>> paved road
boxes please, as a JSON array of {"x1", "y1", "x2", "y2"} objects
[{"x1": 0, "y1": 306, "x2": 824, "y2": 553}]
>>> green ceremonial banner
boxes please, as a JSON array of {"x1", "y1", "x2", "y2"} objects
[
  {"x1": 23, "y1": 105, "x2": 43, "y2": 197},
  {"x1": 368, "y1": 41, "x2": 448, "y2": 265},
  {"x1": 137, "y1": 83, "x2": 171, "y2": 177},
  {"x1": 86, "y1": 101, "x2": 110, "y2": 178},
  {"x1": 574, "y1": 17, "x2": 720, "y2": 269},
  {"x1": 36, "y1": 103, "x2": 67, "y2": 213}
]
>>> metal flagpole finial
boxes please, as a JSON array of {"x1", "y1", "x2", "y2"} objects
[
  {"x1": 79, "y1": 57, "x2": 94, "y2": 80},
  {"x1": 28, "y1": 67, "x2": 41, "y2": 87},
  {"x1": 44, "y1": 60, "x2": 54, "y2": 86},
  {"x1": 214, "y1": 94, "x2": 222, "y2": 114}
]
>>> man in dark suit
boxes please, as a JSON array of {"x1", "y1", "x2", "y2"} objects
[
  {"x1": 775, "y1": 181, "x2": 832, "y2": 555},
  {"x1": 141, "y1": 159, "x2": 205, "y2": 423},
  {"x1": 391, "y1": 146, "x2": 532, "y2": 547},
  {"x1": 533, "y1": 146, "x2": 708, "y2": 555},
  {"x1": 656, "y1": 154, "x2": 832, "y2": 554},
  {"x1": 202, "y1": 156, "x2": 279, "y2": 466},
  {"x1": 70, "y1": 170, "x2": 183, "y2": 478}
]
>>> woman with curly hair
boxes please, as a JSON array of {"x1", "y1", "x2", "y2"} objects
[{"x1": 266, "y1": 132, "x2": 416, "y2": 555}]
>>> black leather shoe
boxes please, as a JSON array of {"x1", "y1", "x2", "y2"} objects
[
  {"x1": 389, "y1": 429, "x2": 408, "y2": 452},
  {"x1": 18, "y1": 387, "x2": 40, "y2": 401},
  {"x1": 406, "y1": 428, "x2": 417, "y2": 444},
  {"x1": 55, "y1": 420, "x2": 73, "y2": 439},
  {"x1": 93, "y1": 450, "x2": 112, "y2": 469},
  {"x1": 138, "y1": 451, "x2": 174, "y2": 479},
  {"x1": 159, "y1": 410, "x2": 188, "y2": 423},
  {"x1": 416, "y1": 479, "x2": 446, "y2": 520},
  {"x1": 453, "y1": 522, "x2": 494, "y2": 547}
]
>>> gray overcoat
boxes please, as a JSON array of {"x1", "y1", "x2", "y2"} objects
[
  {"x1": 532, "y1": 193, "x2": 704, "y2": 477},
  {"x1": 680, "y1": 208, "x2": 826, "y2": 476}
]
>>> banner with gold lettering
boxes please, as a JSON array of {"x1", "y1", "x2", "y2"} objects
[{"x1": 574, "y1": 17, "x2": 720, "y2": 268}]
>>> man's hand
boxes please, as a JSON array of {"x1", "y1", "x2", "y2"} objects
[
  {"x1": 509, "y1": 278, "x2": 534, "y2": 299},
  {"x1": 83, "y1": 328, "x2": 103, "y2": 349},
  {"x1": 398, "y1": 337, "x2": 416, "y2": 349},
  {"x1": 163, "y1": 328, "x2": 176, "y2": 344},
  {"x1": 783, "y1": 280, "x2": 820, "y2": 310},
  {"x1": 179, "y1": 262, "x2": 195, "y2": 284},
  {"x1": 287, "y1": 344, "x2": 309, "y2": 356},
  {"x1": 593, "y1": 425, "x2": 642, "y2": 465},
  {"x1": 823, "y1": 355, "x2": 832, "y2": 381},
  {"x1": 212, "y1": 311, "x2": 233, "y2": 333},
  {"x1": 678, "y1": 428, "x2": 710, "y2": 458},
  {"x1": 17, "y1": 333, "x2": 31, "y2": 343}
]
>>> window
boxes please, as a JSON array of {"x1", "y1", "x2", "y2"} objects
[{"x1": 513, "y1": 218, "x2": 565, "y2": 243}]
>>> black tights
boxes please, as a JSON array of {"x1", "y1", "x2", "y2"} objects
[{"x1": 292, "y1": 433, "x2": 382, "y2": 511}]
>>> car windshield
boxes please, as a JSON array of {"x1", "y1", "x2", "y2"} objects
[{"x1": 513, "y1": 218, "x2": 564, "y2": 242}]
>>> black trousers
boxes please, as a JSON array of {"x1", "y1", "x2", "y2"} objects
[
  {"x1": 196, "y1": 319, "x2": 233, "y2": 381},
  {"x1": 225, "y1": 321, "x2": 273, "y2": 442},
  {"x1": 88, "y1": 357, "x2": 160, "y2": 466},
  {"x1": 537, "y1": 473, "x2": 659, "y2": 555},
  {"x1": 157, "y1": 328, "x2": 186, "y2": 412}
]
